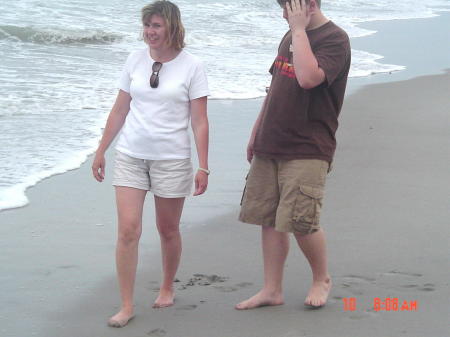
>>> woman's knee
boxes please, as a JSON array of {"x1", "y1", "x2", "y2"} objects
[
  {"x1": 157, "y1": 224, "x2": 180, "y2": 241},
  {"x1": 118, "y1": 221, "x2": 142, "y2": 245}
]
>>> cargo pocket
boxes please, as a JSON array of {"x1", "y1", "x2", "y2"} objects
[
  {"x1": 291, "y1": 184, "x2": 324, "y2": 234},
  {"x1": 240, "y1": 173, "x2": 249, "y2": 206}
]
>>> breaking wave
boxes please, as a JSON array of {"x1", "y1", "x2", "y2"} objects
[{"x1": 0, "y1": 25, "x2": 123, "y2": 45}]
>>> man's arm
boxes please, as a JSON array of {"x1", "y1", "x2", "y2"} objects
[
  {"x1": 247, "y1": 94, "x2": 268, "y2": 163},
  {"x1": 287, "y1": 0, "x2": 326, "y2": 89}
]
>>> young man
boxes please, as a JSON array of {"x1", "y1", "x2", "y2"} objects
[{"x1": 236, "y1": 0, "x2": 351, "y2": 309}]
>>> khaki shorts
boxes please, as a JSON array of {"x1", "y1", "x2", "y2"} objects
[
  {"x1": 239, "y1": 156, "x2": 329, "y2": 234},
  {"x1": 112, "y1": 151, "x2": 193, "y2": 198}
]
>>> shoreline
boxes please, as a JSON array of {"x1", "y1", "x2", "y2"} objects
[{"x1": 346, "y1": 11, "x2": 450, "y2": 94}]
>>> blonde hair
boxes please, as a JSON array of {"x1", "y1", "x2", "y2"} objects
[{"x1": 141, "y1": 0, "x2": 185, "y2": 50}]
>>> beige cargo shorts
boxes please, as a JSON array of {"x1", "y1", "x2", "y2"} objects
[{"x1": 239, "y1": 155, "x2": 329, "y2": 235}]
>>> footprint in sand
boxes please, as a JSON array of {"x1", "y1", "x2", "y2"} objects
[
  {"x1": 340, "y1": 283, "x2": 363, "y2": 296},
  {"x1": 343, "y1": 274, "x2": 376, "y2": 282},
  {"x1": 175, "y1": 304, "x2": 197, "y2": 311},
  {"x1": 383, "y1": 270, "x2": 422, "y2": 277},
  {"x1": 235, "y1": 282, "x2": 253, "y2": 288},
  {"x1": 57, "y1": 265, "x2": 78, "y2": 270},
  {"x1": 400, "y1": 282, "x2": 435, "y2": 291},
  {"x1": 380, "y1": 271, "x2": 436, "y2": 291},
  {"x1": 144, "y1": 286, "x2": 161, "y2": 292},
  {"x1": 347, "y1": 308, "x2": 378, "y2": 320},
  {"x1": 339, "y1": 275, "x2": 375, "y2": 296},
  {"x1": 214, "y1": 281, "x2": 253, "y2": 292},
  {"x1": 147, "y1": 328, "x2": 166, "y2": 336},
  {"x1": 213, "y1": 286, "x2": 239, "y2": 293},
  {"x1": 418, "y1": 283, "x2": 435, "y2": 291},
  {"x1": 329, "y1": 295, "x2": 344, "y2": 304},
  {"x1": 178, "y1": 274, "x2": 229, "y2": 289}
]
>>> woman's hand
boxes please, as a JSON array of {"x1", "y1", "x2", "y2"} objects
[
  {"x1": 193, "y1": 170, "x2": 208, "y2": 196},
  {"x1": 92, "y1": 152, "x2": 106, "y2": 182}
]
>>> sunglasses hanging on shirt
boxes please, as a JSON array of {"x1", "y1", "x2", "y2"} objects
[{"x1": 150, "y1": 62, "x2": 162, "y2": 88}]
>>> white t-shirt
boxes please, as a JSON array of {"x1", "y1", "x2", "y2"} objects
[{"x1": 115, "y1": 48, "x2": 209, "y2": 160}]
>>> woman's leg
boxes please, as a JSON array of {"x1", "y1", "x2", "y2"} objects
[
  {"x1": 153, "y1": 196, "x2": 185, "y2": 308},
  {"x1": 108, "y1": 186, "x2": 147, "y2": 327}
]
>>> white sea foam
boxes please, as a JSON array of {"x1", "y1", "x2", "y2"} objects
[
  {"x1": 0, "y1": 0, "x2": 449, "y2": 212},
  {"x1": 350, "y1": 50, "x2": 406, "y2": 78},
  {"x1": 0, "y1": 140, "x2": 100, "y2": 211}
]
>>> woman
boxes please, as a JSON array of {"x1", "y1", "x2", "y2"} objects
[{"x1": 92, "y1": 0, "x2": 209, "y2": 328}]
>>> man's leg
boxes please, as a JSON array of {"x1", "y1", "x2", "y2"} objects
[
  {"x1": 153, "y1": 196, "x2": 185, "y2": 308},
  {"x1": 108, "y1": 186, "x2": 146, "y2": 327},
  {"x1": 294, "y1": 229, "x2": 331, "y2": 307},
  {"x1": 235, "y1": 226, "x2": 288, "y2": 309}
]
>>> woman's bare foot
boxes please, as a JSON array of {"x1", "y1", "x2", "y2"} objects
[
  {"x1": 107, "y1": 308, "x2": 135, "y2": 328},
  {"x1": 235, "y1": 290, "x2": 284, "y2": 310},
  {"x1": 304, "y1": 278, "x2": 332, "y2": 308},
  {"x1": 153, "y1": 288, "x2": 175, "y2": 308}
]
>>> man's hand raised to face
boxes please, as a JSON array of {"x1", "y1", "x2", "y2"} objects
[{"x1": 286, "y1": 0, "x2": 312, "y2": 32}]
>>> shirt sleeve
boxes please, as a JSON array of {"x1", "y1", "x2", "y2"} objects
[
  {"x1": 269, "y1": 61, "x2": 275, "y2": 75},
  {"x1": 314, "y1": 33, "x2": 350, "y2": 87},
  {"x1": 117, "y1": 52, "x2": 134, "y2": 93},
  {"x1": 188, "y1": 60, "x2": 210, "y2": 100}
]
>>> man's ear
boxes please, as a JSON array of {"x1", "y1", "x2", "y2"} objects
[{"x1": 309, "y1": 0, "x2": 318, "y2": 13}]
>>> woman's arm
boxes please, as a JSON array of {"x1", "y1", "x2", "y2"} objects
[
  {"x1": 92, "y1": 89, "x2": 131, "y2": 182},
  {"x1": 190, "y1": 96, "x2": 209, "y2": 196}
]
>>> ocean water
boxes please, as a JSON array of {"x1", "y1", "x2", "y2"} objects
[{"x1": 0, "y1": 0, "x2": 449, "y2": 212}]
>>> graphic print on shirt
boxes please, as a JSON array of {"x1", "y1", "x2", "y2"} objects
[{"x1": 274, "y1": 44, "x2": 295, "y2": 79}]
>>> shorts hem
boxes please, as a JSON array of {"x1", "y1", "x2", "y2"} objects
[
  {"x1": 112, "y1": 182, "x2": 149, "y2": 191},
  {"x1": 153, "y1": 191, "x2": 191, "y2": 198},
  {"x1": 154, "y1": 191, "x2": 191, "y2": 199},
  {"x1": 238, "y1": 215, "x2": 275, "y2": 228},
  {"x1": 239, "y1": 214, "x2": 321, "y2": 234}
]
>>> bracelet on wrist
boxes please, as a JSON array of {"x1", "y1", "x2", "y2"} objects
[{"x1": 198, "y1": 167, "x2": 210, "y2": 175}]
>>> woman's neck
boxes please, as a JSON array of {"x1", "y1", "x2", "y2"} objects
[{"x1": 149, "y1": 47, "x2": 181, "y2": 63}]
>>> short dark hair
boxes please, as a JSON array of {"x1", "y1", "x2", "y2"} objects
[{"x1": 276, "y1": 0, "x2": 321, "y2": 8}]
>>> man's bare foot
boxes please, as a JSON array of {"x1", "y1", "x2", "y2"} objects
[
  {"x1": 235, "y1": 290, "x2": 284, "y2": 310},
  {"x1": 107, "y1": 308, "x2": 135, "y2": 328},
  {"x1": 304, "y1": 278, "x2": 332, "y2": 308},
  {"x1": 153, "y1": 288, "x2": 175, "y2": 308}
]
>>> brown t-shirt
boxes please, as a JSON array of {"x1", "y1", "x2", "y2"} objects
[{"x1": 253, "y1": 21, "x2": 351, "y2": 163}]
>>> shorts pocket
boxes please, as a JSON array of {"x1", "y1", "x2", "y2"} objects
[
  {"x1": 291, "y1": 184, "x2": 324, "y2": 233},
  {"x1": 240, "y1": 173, "x2": 249, "y2": 206}
]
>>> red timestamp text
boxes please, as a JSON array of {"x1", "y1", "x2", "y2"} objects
[
  {"x1": 342, "y1": 297, "x2": 418, "y2": 312},
  {"x1": 373, "y1": 297, "x2": 418, "y2": 312}
]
